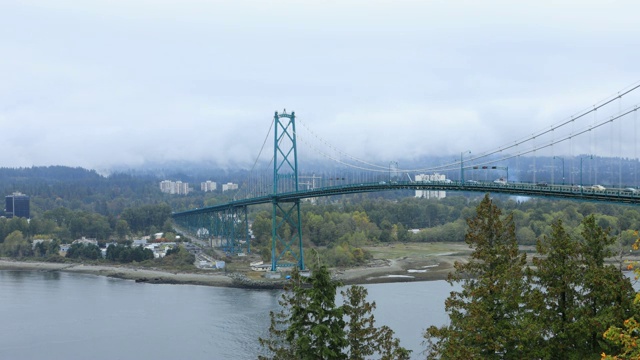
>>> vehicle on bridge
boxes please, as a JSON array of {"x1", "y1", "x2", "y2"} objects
[
  {"x1": 590, "y1": 185, "x2": 606, "y2": 191},
  {"x1": 493, "y1": 178, "x2": 507, "y2": 185}
]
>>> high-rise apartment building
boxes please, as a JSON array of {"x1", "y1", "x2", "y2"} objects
[
  {"x1": 159, "y1": 180, "x2": 190, "y2": 195},
  {"x1": 201, "y1": 181, "x2": 217, "y2": 192},
  {"x1": 5, "y1": 192, "x2": 30, "y2": 218},
  {"x1": 160, "y1": 180, "x2": 173, "y2": 193}
]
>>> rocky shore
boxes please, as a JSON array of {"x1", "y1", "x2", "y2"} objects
[
  {"x1": 0, "y1": 256, "x2": 457, "y2": 289},
  {"x1": 0, "y1": 259, "x2": 236, "y2": 287}
]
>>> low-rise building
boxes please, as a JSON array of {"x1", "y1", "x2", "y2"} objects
[
  {"x1": 59, "y1": 244, "x2": 71, "y2": 257},
  {"x1": 73, "y1": 237, "x2": 98, "y2": 246},
  {"x1": 132, "y1": 239, "x2": 148, "y2": 247}
]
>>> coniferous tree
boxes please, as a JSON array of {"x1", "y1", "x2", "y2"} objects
[
  {"x1": 530, "y1": 219, "x2": 584, "y2": 358},
  {"x1": 259, "y1": 266, "x2": 409, "y2": 360},
  {"x1": 575, "y1": 215, "x2": 635, "y2": 356},
  {"x1": 259, "y1": 266, "x2": 347, "y2": 360},
  {"x1": 342, "y1": 285, "x2": 411, "y2": 360},
  {"x1": 424, "y1": 194, "x2": 534, "y2": 359}
]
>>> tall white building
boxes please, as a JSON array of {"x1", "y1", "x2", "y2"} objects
[
  {"x1": 201, "y1": 180, "x2": 217, "y2": 192},
  {"x1": 222, "y1": 182, "x2": 238, "y2": 192},
  {"x1": 160, "y1": 180, "x2": 173, "y2": 194},
  {"x1": 415, "y1": 173, "x2": 447, "y2": 199},
  {"x1": 159, "y1": 180, "x2": 190, "y2": 195},
  {"x1": 175, "y1": 181, "x2": 189, "y2": 195}
]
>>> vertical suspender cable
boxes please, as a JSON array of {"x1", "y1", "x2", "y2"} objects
[
  {"x1": 608, "y1": 105, "x2": 615, "y2": 187},
  {"x1": 570, "y1": 118, "x2": 574, "y2": 185},
  {"x1": 619, "y1": 94, "x2": 622, "y2": 188},
  {"x1": 533, "y1": 136, "x2": 536, "y2": 183},
  {"x1": 592, "y1": 108, "x2": 597, "y2": 185},
  {"x1": 551, "y1": 129, "x2": 555, "y2": 185}
]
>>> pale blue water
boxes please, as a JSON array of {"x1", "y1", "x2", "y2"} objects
[{"x1": 0, "y1": 271, "x2": 455, "y2": 359}]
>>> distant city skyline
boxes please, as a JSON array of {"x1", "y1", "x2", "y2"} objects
[{"x1": 2, "y1": 1, "x2": 640, "y2": 171}]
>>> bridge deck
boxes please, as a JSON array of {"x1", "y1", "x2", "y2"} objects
[{"x1": 172, "y1": 181, "x2": 640, "y2": 218}]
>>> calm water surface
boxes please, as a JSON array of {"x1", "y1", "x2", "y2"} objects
[{"x1": 0, "y1": 271, "x2": 456, "y2": 359}]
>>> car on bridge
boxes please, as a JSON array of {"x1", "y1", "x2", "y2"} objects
[
  {"x1": 536, "y1": 182, "x2": 548, "y2": 187},
  {"x1": 493, "y1": 178, "x2": 507, "y2": 185},
  {"x1": 590, "y1": 185, "x2": 606, "y2": 191}
]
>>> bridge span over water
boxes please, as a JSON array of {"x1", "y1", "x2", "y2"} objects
[{"x1": 173, "y1": 85, "x2": 640, "y2": 271}]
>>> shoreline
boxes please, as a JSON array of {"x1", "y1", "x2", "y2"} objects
[
  {"x1": 0, "y1": 258, "x2": 454, "y2": 289},
  {"x1": 0, "y1": 259, "x2": 236, "y2": 287}
]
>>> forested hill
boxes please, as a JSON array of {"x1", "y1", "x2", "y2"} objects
[
  {"x1": 0, "y1": 166, "x2": 102, "y2": 182},
  {"x1": 0, "y1": 166, "x2": 162, "y2": 217}
]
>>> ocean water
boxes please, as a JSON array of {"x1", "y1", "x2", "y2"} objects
[{"x1": 0, "y1": 270, "x2": 455, "y2": 359}]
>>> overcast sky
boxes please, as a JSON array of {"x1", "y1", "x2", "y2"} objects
[{"x1": 2, "y1": 0, "x2": 640, "y2": 171}]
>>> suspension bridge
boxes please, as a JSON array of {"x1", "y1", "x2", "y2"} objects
[{"x1": 173, "y1": 82, "x2": 640, "y2": 271}]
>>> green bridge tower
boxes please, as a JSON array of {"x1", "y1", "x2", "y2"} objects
[{"x1": 271, "y1": 110, "x2": 304, "y2": 271}]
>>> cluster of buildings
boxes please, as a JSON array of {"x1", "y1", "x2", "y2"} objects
[
  {"x1": 53, "y1": 236, "x2": 178, "y2": 259},
  {"x1": 200, "y1": 181, "x2": 238, "y2": 192},
  {"x1": 159, "y1": 180, "x2": 239, "y2": 195}
]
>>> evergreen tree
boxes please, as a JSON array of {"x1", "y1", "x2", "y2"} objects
[
  {"x1": 530, "y1": 219, "x2": 583, "y2": 358},
  {"x1": 259, "y1": 266, "x2": 409, "y2": 360},
  {"x1": 259, "y1": 266, "x2": 347, "y2": 360},
  {"x1": 575, "y1": 215, "x2": 635, "y2": 356},
  {"x1": 424, "y1": 194, "x2": 533, "y2": 359},
  {"x1": 342, "y1": 285, "x2": 410, "y2": 360}
]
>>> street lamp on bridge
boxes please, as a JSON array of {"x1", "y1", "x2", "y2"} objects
[
  {"x1": 580, "y1": 155, "x2": 593, "y2": 193},
  {"x1": 554, "y1": 156, "x2": 565, "y2": 185},
  {"x1": 461, "y1": 150, "x2": 471, "y2": 183}
]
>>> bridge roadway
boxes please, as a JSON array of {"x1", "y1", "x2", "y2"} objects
[{"x1": 172, "y1": 181, "x2": 640, "y2": 218}]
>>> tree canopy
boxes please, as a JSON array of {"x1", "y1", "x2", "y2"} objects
[
  {"x1": 425, "y1": 195, "x2": 637, "y2": 359},
  {"x1": 259, "y1": 266, "x2": 410, "y2": 360}
]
